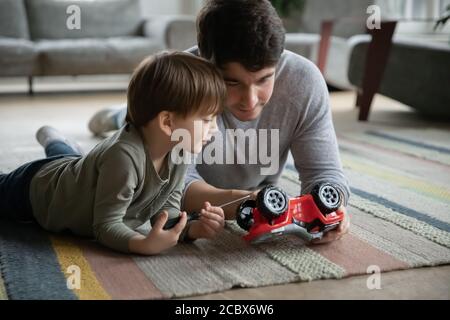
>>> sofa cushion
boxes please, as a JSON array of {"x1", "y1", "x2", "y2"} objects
[
  {"x1": 36, "y1": 37, "x2": 164, "y2": 75},
  {"x1": 285, "y1": 33, "x2": 320, "y2": 59},
  {"x1": 0, "y1": 38, "x2": 38, "y2": 76},
  {"x1": 300, "y1": 0, "x2": 370, "y2": 37},
  {"x1": 0, "y1": 0, "x2": 30, "y2": 39},
  {"x1": 348, "y1": 39, "x2": 450, "y2": 116},
  {"x1": 26, "y1": 0, "x2": 143, "y2": 40}
]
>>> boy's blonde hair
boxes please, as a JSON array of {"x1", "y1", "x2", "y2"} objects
[{"x1": 126, "y1": 51, "x2": 226, "y2": 127}]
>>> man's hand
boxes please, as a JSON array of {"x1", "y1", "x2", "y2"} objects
[
  {"x1": 311, "y1": 206, "x2": 350, "y2": 244},
  {"x1": 129, "y1": 210, "x2": 187, "y2": 255},
  {"x1": 187, "y1": 201, "x2": 225, "y2": 239}
]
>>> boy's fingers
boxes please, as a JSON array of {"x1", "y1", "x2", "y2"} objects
[
  {"x1": 153, "y1": 211, "x2": 169, "y2": 230},
  {"x1": 172, "y1": 211, "x2": 188, "y2": 234},
  {"x1": 200, "y1": 215, "x2": 223, "y2": 230},
  {"x1": 200, "y1": 209, "x2": 225, "y2": 225},
  {"x1": 206, "y1": 206, "x2": 225, "y2": 218},
  {"x1": 198, "y1": 221, "x2": 217, "y2": 238}
]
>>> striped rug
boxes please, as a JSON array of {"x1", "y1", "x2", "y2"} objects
[{"x1": 0, "y1": 128, "x2": 449, "y2": 299}]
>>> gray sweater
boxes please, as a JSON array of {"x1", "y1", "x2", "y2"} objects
[
  {"x1": 30, "y1": 124, "x2": 188, "y2": 253},
  {"x1": 185, "y1": 49, "x2": 350, "y2": 203}
]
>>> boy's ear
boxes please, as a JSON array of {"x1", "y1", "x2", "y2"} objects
[{"x1": 158, "y1": 111, "x2": 174, "y2": 136}]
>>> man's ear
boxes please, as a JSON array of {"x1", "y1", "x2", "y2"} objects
[{"x1": 158, "y1": 111, "x2": 174, "y2": 137}]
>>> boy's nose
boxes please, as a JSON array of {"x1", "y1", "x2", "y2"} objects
[{"x1": 209, "y1": 118, "x2": 219, "y2": 133}]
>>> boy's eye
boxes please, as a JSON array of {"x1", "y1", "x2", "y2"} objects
[{"x1": 225, "y1": 81, "x2": 239, "y2": 87}]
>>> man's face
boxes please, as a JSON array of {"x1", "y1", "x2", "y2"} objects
[{"x1": 220, "y1": 62, "x2": 276, "y2": 121}]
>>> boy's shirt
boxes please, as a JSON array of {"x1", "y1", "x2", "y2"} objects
[{"x1": 29, "y1": 124, "x2": 188, "y2": 253}]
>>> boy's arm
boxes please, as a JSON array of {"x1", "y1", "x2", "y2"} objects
[
  {"x1": 152, "y1": 185, "x2": 191, "y2": 242},
  {"x1": 183, "y1": 180, "x2": 256, "y2": 220},
  {"x1": 92, "y1": 146, "x2": 141, "y2": 253}
]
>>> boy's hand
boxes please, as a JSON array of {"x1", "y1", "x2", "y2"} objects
[
  {"x1": 145, "y1": 210, "x2": 187, "y2": 254},
  {"x1": 311, "y1": 206, "x2": 350, "y2": 244},
  {"x1": 188, "y1": 201, "x2": 225, "y2": 239}
]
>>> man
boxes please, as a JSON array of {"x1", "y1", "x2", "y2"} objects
[{"x1": 89, "y1": 0, "x2": 350, "y2": 244}]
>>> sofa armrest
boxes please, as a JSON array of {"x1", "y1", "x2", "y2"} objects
[{"x1": 143, "y1": 15, "x2": 196, "y2": 51}]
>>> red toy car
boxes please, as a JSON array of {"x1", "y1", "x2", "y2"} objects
[{"x1": 236, "y1": 183, "x2": 344, "y2": 243}]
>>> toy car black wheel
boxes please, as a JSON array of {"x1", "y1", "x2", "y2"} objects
[
  {"x1": 236, "y1": 199, "x2": 256, "y2": 231},
  {"x1": 256, "y1": 185, "x2": 288, "y2": 220},
  {"x1": 311, "y1": 183, "x2": 341, "y2": 215}
]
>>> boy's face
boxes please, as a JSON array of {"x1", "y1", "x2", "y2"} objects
[
  {"x1": 171, "y1": 113, "x2": 218, "y2": 154},
  {"x1": 220, "y1": 62, "x2": 276, "y2": 122}
]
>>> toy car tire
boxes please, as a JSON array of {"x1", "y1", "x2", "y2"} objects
[
  {"x1": 311, "y1": 183, "x2": 341, "y2": 215},
  {"x1": 256, "y1": 185, "x2": 288, "y2": 220},
  {"x1": 236, "y1": 199, "x2": 256, "y2": 231}
]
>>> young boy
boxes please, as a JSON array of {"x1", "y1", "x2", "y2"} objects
[{"x1": 0, "y1": 51, "x2": 227, "y2": 255}]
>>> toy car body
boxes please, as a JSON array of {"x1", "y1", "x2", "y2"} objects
[{"x1": 236, "y1": 184, "x2": 344, "y2": 243}]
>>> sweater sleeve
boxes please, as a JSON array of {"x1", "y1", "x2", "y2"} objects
[
  {"x1": 92, "y1": 145, "x2": 140, "y2": 253},
  {"x1": 289, "y1": 60, "x2": 350, "y2": 205}
]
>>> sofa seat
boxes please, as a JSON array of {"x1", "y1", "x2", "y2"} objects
[
  {"x1": 0, "y1": 38, "x2": 38, "y2": 76},
  {"x1": 35, "y1": 37, "x2": 163, "y2": 76}
]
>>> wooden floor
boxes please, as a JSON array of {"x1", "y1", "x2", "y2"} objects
[{"x1": 0, "y1": 79, "x2": 449, "y2": 300}]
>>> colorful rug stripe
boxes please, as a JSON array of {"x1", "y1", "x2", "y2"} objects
[
  {"x1": 350, "y1": 207, "x2": 450, "y2": 267},
  {"x1": 350, "y1": 194, "x2": 450, "y2": 248},
  {"x1": 344, "y1": 169, "x2": 450, "y2": 225},
  {"x1": 50, "y1": 236, "x2": 110, "y2": 300},
  {"x1": 0, "y1": 273, "x2": 7, "y2": 300},
  {"x1": 78, "y1": 240, "x2": 165, "y2": 300},
  {"x1": 366, "y1": 130, "x2": 450, "y2": 154},
  {"x1": 337, "y1": 135, "x2": 450, "y2": 172},
  {"x1": 134, "y1": 228, "x2": 299, "y2": 298},
  {"x1": 341, "y1": 133, "x2": 450, "y2": 166},
  {"x1": 0, "y1": 222, "x2": 76, "y2": 300},
  {"x1": 341, "y1": 154, "x2": 450, "y2": 202},
  {"x1": 227, "y1": 222, "x2": 346, "y2": 281},
  {"x1": 351, "y1": 187, "x2": 450, "y2": 233},
  {"x1": 308, "y1": 233, "x2": 410, "y2": 276}
]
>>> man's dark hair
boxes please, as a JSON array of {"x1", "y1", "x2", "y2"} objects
[{"x1": 197, "y1": 0, "x2": 285, "y2": 71}]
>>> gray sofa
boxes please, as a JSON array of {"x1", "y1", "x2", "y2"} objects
[
  {"x1": 349, "y1": 37, "x2": 450, "y2": 118},
  {"x1": 0, "y1": 0, "x2": 196, "y2": 92},
  {"x1": 284, "y1": 0, "x2": 372, "y2": 89}
]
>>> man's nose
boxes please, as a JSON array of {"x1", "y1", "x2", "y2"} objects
[{"x1": 241, "y1": 86, "x2": 258, "y2": 109}]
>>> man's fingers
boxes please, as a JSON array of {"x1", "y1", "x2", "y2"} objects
[
  {"x1": 338, "y1": 213, "x2": 350, "y2": 233},
  {"x1": 312, "y1": 230, "x2": 340, "y2": 244},
  {"x1": 153, "y1": 211, "x2": 169, "y2": 230}
]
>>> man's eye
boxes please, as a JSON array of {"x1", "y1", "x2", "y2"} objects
[{"x1": 226, "y1": 82, "x2": 239, "y2": 87}]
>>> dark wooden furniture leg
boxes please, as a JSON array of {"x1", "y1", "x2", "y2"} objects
[
  {"x1": 317, "y1": 20, "x2": 334, "y2": 75},
  {"x1": 357, "y1": 21, "x2": 397, "y2": 121},
  {"x1": 28, "y1": 76, "x2": 34, "y2": 95}
]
